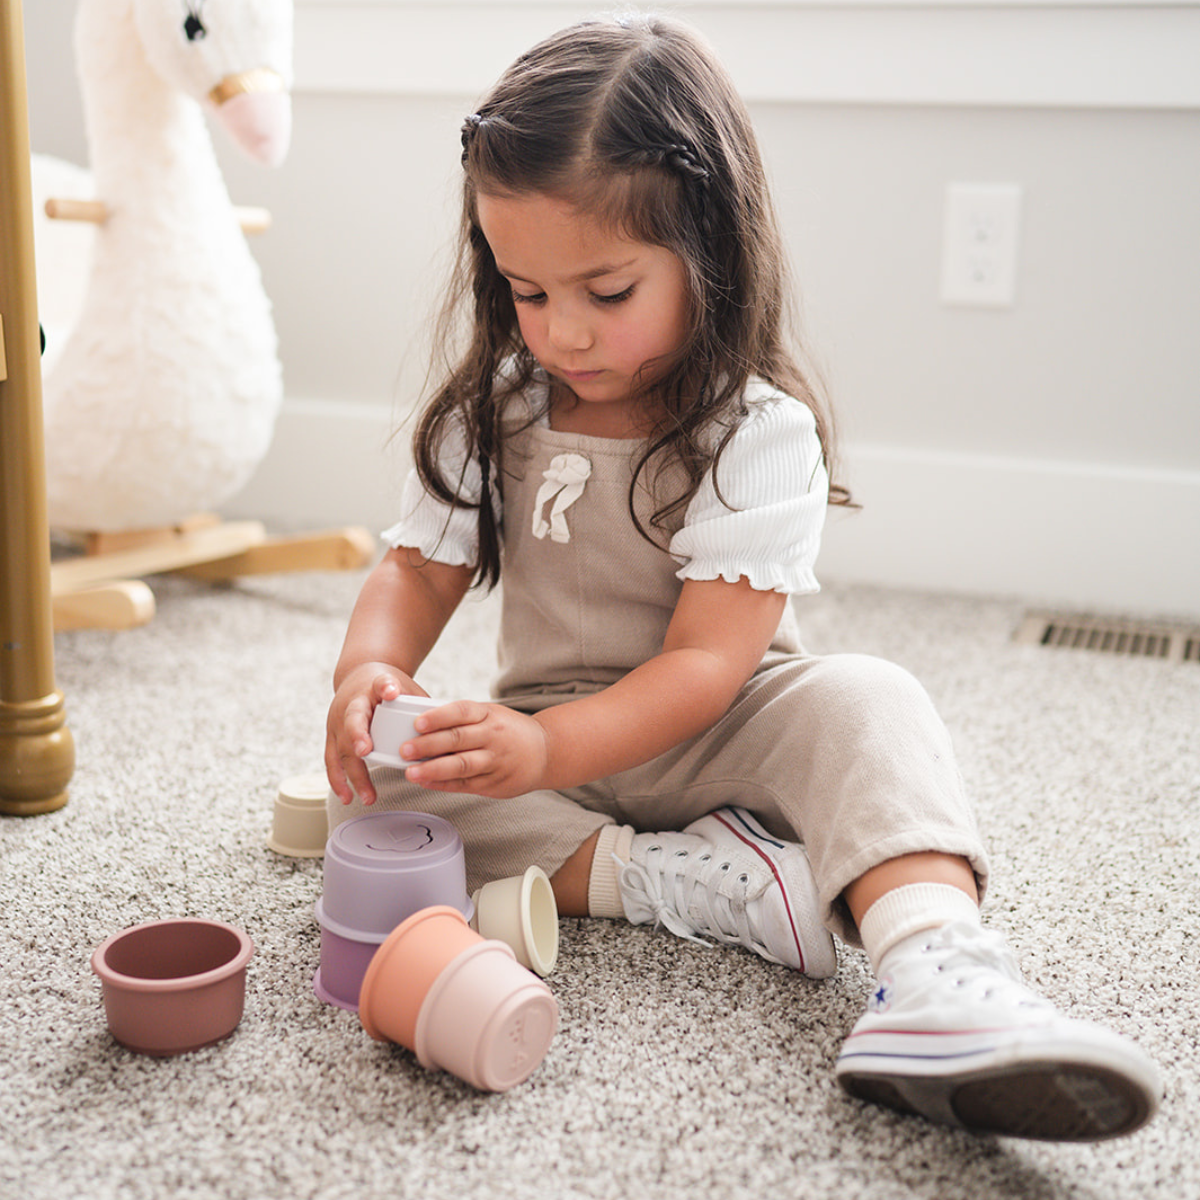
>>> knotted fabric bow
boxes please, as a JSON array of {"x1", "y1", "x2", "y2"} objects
[{"x1": 532, "y1": 453, "x2": 592, "y2": 544}]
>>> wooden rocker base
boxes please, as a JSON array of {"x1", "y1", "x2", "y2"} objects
[{"x1": 51, "y1": 516, "x2": 375, "y2": 631}]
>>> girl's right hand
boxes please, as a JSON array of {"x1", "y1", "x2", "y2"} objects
[{"x1": 325, "y1": 662, "x2": 427, "y2": 806}]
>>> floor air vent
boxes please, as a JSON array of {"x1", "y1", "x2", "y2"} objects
[{"x1": 1015, "y1": 612, "x2": 1200, "y2": 663}]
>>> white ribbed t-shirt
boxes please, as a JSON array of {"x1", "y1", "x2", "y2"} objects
[{"x1": 383, "y1": 377, "x2": 829, "y2": 596}]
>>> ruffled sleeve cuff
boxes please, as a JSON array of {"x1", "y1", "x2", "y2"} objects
[
  {"x1": 380, "y1": 471, "x2": 480, "y2": 566},
  {"x1": 380, "y1": 422, "x2": 490, "y2": 566},
  {"x1": 668, "y1": 386, "x2": 829, "y2": 595}
]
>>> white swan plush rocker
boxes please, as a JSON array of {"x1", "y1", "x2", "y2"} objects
[{"x1": 33, "y1": 0, "x2": 293, "y2": 533}]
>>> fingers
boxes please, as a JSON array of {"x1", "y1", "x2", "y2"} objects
[
  {"x1": 404, "y1": 749, "x2": 491, "y2": 790},
  {"x1": 325, "y1": 726, "x2": 377, "y2": 806},
  {"x1": 401, "y1": 701, "x2": 490, "y2": 766},
  {"x1": 401, "y1": 704, "x2": 547, "y2": 799},
  {"x1": 371, "y1": 672, "x2": 406, "y2": 706},
  {"x1": 326, "y1": 667, "x2": 415, "y2": 807}
]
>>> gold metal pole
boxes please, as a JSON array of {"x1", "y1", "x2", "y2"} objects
[{"x1": 0, "y1": 0, "x2": 74, "y2": 814}]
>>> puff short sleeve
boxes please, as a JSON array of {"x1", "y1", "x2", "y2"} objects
[
  {"x1": 669, "y1": 384, "x2": 829, "y2": 595},
  {"x1": 381, "y1": 421, "x2": 488, "y2": 567}
]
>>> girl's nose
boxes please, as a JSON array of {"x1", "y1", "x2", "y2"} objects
[{"x1": 547, "y1": 303, "x2": 593, "y2": 352}]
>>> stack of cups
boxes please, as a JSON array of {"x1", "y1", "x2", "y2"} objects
[
  {"x1": 314, "y1": 812, "x2": 474, "y2": 1011},
  {"x1": 313, "y1": 811, "x2": 561, "y2": 1091}
]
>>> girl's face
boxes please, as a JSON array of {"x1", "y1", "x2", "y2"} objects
[{"x1": 475, "y1": 191, "x2": 690, "y2": 434}]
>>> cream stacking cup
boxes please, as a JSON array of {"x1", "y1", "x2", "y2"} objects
[
  {"x1": 470, "y1": 865, "x2": 559, "y2": 976},
  {"x1": 358, "y1": 906, "x2": 558, "y2": 1092},
  {"x1": 313, "y1": 811, "x2": 473, "y2": 1010},
  {"x1": 267, "y1": 773, "x2": 329, "y2": 857}
]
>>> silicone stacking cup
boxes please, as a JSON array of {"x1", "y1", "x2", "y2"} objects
[
  {"x1": 359, "y1": 906, "x2": 558, "y2": 1092},
  {"x1": 267, "y1": 773, "x2": 329, "y2": 857},
  {"x1": 319, "y1": 812, "x2": 472, "y2": 935},
  {"x1": 313, "y1": 812, "x2": 473, "y2": 1011},
  {"x1": 91, "y1": 919, "x2": 254, "y2": 1056},
  {"x1": 312, "y1": 918, "x2": 386, "y2": 1011},
  {"x1": 364, "y1": 695, "x2": 445, "y2": 769},
  {"x1": 470, "y1": 866, "x2": 559, "y2": 976}
]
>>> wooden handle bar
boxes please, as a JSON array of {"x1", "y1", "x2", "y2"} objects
[{"x1": 44, "y1": 196, "x2": 271, "y2": 234}]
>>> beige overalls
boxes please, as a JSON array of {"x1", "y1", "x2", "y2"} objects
[{"x1": 330, "y1": 419, "x2": 989, "y2": 945}]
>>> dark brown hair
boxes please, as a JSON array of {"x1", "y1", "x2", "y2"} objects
[{"x1": 414, "y1": 14, "x2": 850, "y2": 589}]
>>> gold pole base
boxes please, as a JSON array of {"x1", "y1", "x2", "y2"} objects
[{"x1": 0, "y1": 691, "x2": 74, "y2": 815}]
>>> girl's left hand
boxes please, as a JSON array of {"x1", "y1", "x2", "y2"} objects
[{"x1": 401, "y1": 701, "x2": 551, "y2": 798}]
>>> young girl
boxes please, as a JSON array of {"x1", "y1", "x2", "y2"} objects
[{"x1": 326, "y1": 14, "x2": 1161, "y2": 1141}]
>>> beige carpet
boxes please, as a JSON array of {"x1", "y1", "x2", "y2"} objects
[{"x1": 1, "y1": 566, "x2": 1196, "y2": 1199}]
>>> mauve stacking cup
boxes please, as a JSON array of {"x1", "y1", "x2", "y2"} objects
[
  {"x1": 92, "y1": 919, "x2": 254, "y2": 1056},
  {"x1": 313, "y1": 811, "x2": 473, "y2": 1011}
]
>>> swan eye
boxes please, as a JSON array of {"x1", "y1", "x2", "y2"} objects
[{"x1": 183, "y1": 3, "x2": 207, "y2": 41}]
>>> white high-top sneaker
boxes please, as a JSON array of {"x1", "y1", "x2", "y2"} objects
[
  {"x1": 616, "y1": 806, "x2": 837, "y2": 978},
  {"x1": 836, "y1": 922, "x2": 1163, "y2": 1141}
]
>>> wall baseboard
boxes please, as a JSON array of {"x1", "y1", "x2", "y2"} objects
[
  {"x1": 820, "y1": 445, "x2": 1200, "y2": 620},
  {"x1": 225, "y1": 399, "x2": 1200, "y2": 620}
]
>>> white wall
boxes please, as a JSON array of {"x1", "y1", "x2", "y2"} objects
[{"x1": 22, "y1": 0, "x2": 1200, "y2": 618}]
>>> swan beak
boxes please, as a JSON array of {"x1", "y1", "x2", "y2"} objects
[{"x1": 209, "y1": 68, "x2": 292, "y2": 168}]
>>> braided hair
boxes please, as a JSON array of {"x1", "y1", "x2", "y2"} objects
[{"x1": 416, "y1": 14, "x2": 850, "y2": 590}]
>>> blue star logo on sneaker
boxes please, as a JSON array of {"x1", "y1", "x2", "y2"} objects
[{"x1": 868, "y1": 977, "x2": 893, "y2": 1013}]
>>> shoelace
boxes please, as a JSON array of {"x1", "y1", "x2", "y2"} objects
[
  {"x1": 916, "y1": 922, "x2": 1046, "y2": 1006},
  {"x1": 617, "y1": 847, "x2": 780, "y2": 963}
]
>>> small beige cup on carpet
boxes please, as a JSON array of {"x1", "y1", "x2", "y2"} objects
[
  {"x1": 267, "y1": 773, "x2": 329, "y2": 857},
  {"x1": 470, "y1": 866, "x2": 559, "y2": 976}
]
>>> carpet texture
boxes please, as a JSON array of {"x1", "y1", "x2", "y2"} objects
[{"x1": 1, "y1": 568, "x2": 1196, "y2": 1199}]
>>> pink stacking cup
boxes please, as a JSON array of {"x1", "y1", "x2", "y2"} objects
[{"x1": 359, "y1": 906, "x2": 558, "y2": 1092}]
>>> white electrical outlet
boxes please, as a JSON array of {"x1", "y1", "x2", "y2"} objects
[{"x1": 940, "y1": 183, "x2": 1022, "y2": 308}]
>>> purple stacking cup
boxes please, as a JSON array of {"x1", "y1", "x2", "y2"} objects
[{"x1": 313, "y1": 812, "x2": 473, "y2": 1011}]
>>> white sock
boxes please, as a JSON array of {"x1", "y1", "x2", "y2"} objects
[
  {"x1": 586, "y1": 824, "x2": 635, "y2": 919},
  {"x1": 859, "y1": 882, "x2": 981, "y2": 973}
]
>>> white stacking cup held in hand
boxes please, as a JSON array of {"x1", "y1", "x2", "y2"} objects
[
  {"x1": 470, "y1": 865, "x2": 559, "y2": 976},
  {"x1": 364, "y1": 695, "x2": 445, "y2": 769}
]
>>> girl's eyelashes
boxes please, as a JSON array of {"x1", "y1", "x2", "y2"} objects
[
  {"x1": 508, "y1": 284, "x2": 636, "y2": 306},
  {"x1": 594, "y1": 284, "x2": 635, "y2": 305}
]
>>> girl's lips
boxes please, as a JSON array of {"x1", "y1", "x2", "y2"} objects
[{"x1": 560, "y1": 368, "x2": 602, "y2": 381}]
